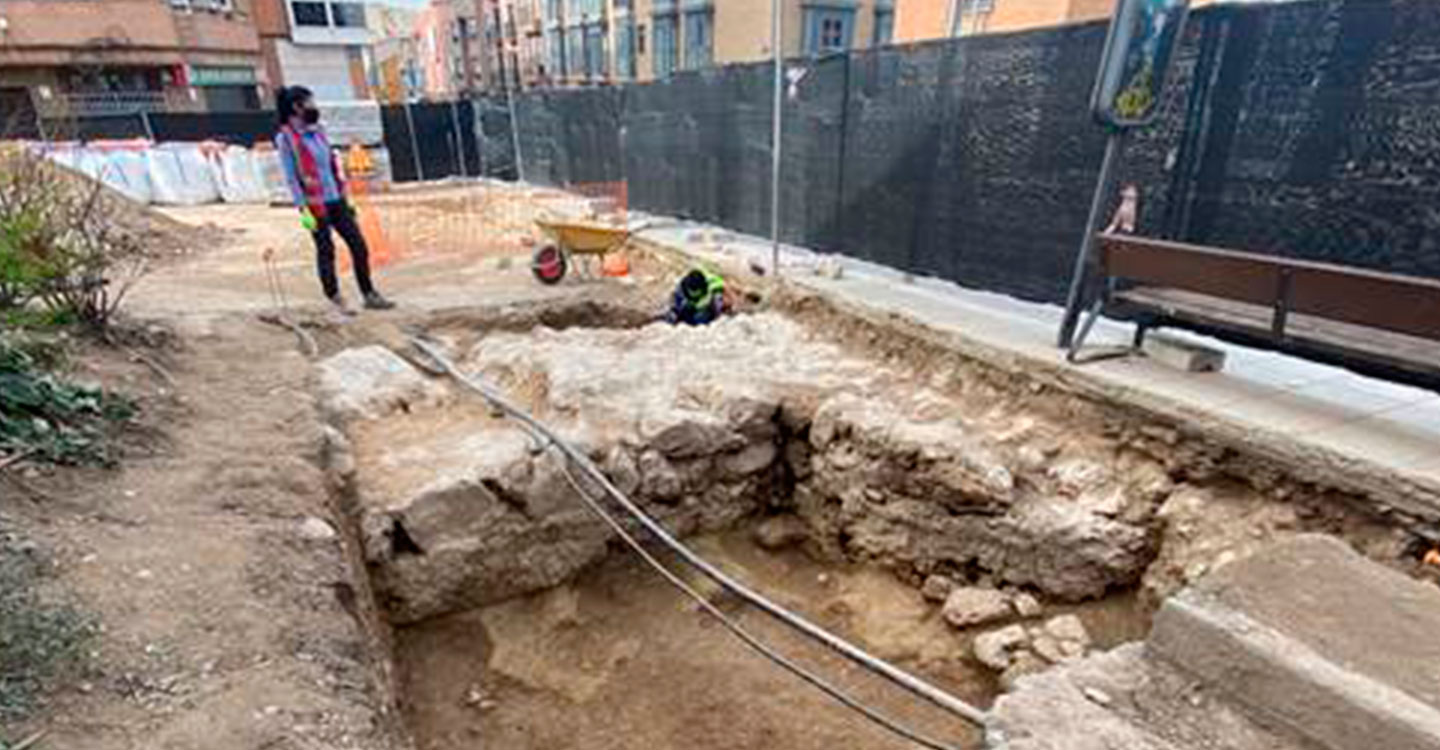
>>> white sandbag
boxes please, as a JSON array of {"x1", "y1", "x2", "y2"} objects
[
  {"x1": 91, "y1": 149, "x2": 153, "y2": 204},
  {"x1": 256, "y1": 148, "x2": 293, "y2": 205},
  {"x1": 41, "y1": 144, "x2": 85, "y2": 173},
  {"x1": 147, "y1": 144, "x2": 219, "y2": 205},
  {"x1": 211, "y1": 146, "x2": 268, "y2": 204}
]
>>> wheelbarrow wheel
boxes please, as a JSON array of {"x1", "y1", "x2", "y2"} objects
[{"x1": 531, "y1": 244, "x2": 567, "y2": 285}]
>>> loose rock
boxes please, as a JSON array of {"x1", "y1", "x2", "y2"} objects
[
  {"x1": 298, "y1": 516, "x2": 338, "y2": 541},
  {"x1": 973, "y1": 624, "x2": 1029, "y2": 671},
  {"x1": 753, "y1": 516, "x2": 809, "y2": 551},
  {"x1": 1000, "y1": 650, "x2": 1049, "y2": 691},
  {"x1": 921, "y1": 574, "x2": 957, "y2": 602},
  {"x1": 1012, "y1": 592, "x2": 1042, "y2": 618},
  {"x1": 943, "y1": 587, "x2": 1013, "y2": 628},
  {"x1": 1044, "y1": 614, "x2": 1091, "y2": 650}
]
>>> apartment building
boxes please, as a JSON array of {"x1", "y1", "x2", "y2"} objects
[
  {"x1": 0, "y1": 0, "x2": 265, "y2": 117},
  {"x1": 480, "y1": 0, "x2": 894, "y2": 89},
  {"x1": 368, "y1": 4, "x2": 424, "y2": 102},
  {"x1": 253, "y1": 0, "x2": 373, "y2": 100},
  {"x1": 896, "y1": 0, "x2": 1217, "y2": 41}
]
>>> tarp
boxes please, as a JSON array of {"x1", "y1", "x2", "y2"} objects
[
  {"x1": 37, "y1": 141, "x2": 393, "y2": 207},
  {"x1": 147, "y1": 143, "x2": 220, "y2": 206},
  {"x1": 209, "y1": 145, "x2": 268, "y2": 204}
]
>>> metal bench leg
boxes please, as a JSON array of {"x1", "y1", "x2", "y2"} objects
[
  {"x1": 1133, "y1": 322, "x2": 1149, "y2": 350},
  {"x1": 1066, "y1": 297, "x2": 1111, "y2": 363}
]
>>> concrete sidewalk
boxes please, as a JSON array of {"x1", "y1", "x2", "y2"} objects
[{"x1": 632, "y1": 217, "x2": 1440, "y2": 523}]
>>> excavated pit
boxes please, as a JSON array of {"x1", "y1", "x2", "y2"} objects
[{"x1": 317, "y1": 300, "x2": 1420, "y2": 750}]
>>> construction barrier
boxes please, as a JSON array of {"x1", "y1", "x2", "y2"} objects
[{"x1": 33, "y1": 140, "x2": 393, "y2": 207}]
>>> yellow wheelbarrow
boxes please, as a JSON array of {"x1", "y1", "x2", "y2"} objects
[{"x1": 531, "y1": 217, "x2": 630, "y2": 285}]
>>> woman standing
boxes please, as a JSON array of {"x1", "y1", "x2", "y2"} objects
[{"x1": 274, "y1": 86, "x2": 394, "y2": 312}]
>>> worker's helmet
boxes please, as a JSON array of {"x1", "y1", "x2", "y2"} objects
[{"x1": 681, "y1": 270, "x2": 709, "y2": 301}]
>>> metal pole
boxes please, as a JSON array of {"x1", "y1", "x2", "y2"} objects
[
  {"x1": 769, "y1": 0, "x2": 783, "y2": 275},
  {"x1": 504, "y1": 65, "x2": 525, "y2": 182},
  {"x1": 138, "y1": 108, "x2": 155, "y2": 142},
  {"x1": 450, "y1": 99, "x2": 468, "y2": 177},
  {"x1": 403, "y1": 100, "x2": 425, "y2": 182},
  {"x1": 491, "y1": 1, "x2": 524, "y2": 183},
  {"x1": 1057, "y1": 129, "x2": 1125, "y2": 349}
]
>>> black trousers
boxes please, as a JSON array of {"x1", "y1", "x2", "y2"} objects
[{"x1": 311, "y1": 200, "x2": 375, "y2": 299}]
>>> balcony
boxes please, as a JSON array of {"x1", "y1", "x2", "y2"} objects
[{"x1": 42, "y1": 91, "x2": 175, "y2": 116}]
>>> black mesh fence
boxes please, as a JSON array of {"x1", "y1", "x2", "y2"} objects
[
  {"x1": 381, "y1": 100, "x2": 484, "y2": 182},
  {"x1": 503, "y1": 0, "x2": 1440, "y2": 303}
]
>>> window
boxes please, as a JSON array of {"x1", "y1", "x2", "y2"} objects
[
  {"x1": 584, "y1": 23, "x2": 607, "y2": 78},
  {"x1": 637, "y1": 23, "x2": 647, "y2": 55},
  {"x1": 616, "y1": 19, "x2": 636, "y2": 79},
  {"x1": 547, "y1": 28, "x2": 566, "y2": 77},
  {"x1": 682, "y1": 10, "x2": 712, "y2": 70},
  {"x1": 291, "y1": 0, "x2": 329, "y2": 26},
  {"x1": 802, "y1": 7, "x2": 853, "y2": 55},
  {"x1": 331, "y1": 2, "x2": 366, "y2": 28},
  {"x1": 873, "y1": 5, "x2": 894, "y2": 46},
  {"x1": 567, "y1": 26, "x2": 584, "y2": 77},
  {"x1": 653, "y1": 12, "x2": 677, "y2": 78}
]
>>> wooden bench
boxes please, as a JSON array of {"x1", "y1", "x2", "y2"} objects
[{"x1": 1067, "y1": 234, "x2": 1440, "y2": 390}]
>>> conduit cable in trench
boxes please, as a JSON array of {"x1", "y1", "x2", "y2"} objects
[{"x1": 408, "y1": 337, "x2": 990, "y2": 746}]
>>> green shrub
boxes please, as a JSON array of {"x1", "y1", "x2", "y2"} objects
[
  {"x1": 0, "y1": 336, "x2": 133, "y2": 466},
  {"x1": 0, "y1": 148, "x2": 150, "y2": 329}
]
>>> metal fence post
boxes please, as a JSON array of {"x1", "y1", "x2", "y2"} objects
[
  {"x1": 403, "y1": 101, "x2": 425, "y2": 182},
  {"x1": 769, "y1": 0, "x2": 784, "y2": 276},
  {"x1": 450, "y1": 99, "x2": 469, "y2": 178},
  {"x1": 139, "y1": 108, "x2": 156, "y2": 142}
]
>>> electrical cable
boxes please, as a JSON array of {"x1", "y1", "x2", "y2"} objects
[{"x1": 551, "y1": 459, "x2": 967, "y2": 750}]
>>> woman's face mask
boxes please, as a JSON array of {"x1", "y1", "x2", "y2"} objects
[{"x1": 302, "y1": 106, "x2": 321, "y2": 125}]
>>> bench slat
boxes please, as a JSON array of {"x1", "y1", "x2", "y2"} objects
[
  {"x1": 1099, "y1": 233, "x2": 1440, "y2": 341},
  {"x1": 1100, "y1": 235, "x2": 1281, "y2": 307},
  {"x1": 1113, "y1": 287, "x2": 1440, "y2": 380},
  {"x1": 1289, "y1": 267, "x2": 1440, "y2": 341}
]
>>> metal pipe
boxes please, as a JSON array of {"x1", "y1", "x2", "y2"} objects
[
  {"x1": 769, "y1": 0, "x2": 784, "y2": 276},
  {"x1": 409, "y1": 337, "x2": 991, "y2": 729},
  {"x1": 1057, "y1": 129, "x2": 1125, "y2": 348}
]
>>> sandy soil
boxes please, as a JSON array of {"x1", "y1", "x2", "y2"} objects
[
  {"x1": 2, "y1": 182, "x2": 647, "y2": 750},
  {"x1": 395, "y1": 529, "x2": 1149, "y2": 750}
]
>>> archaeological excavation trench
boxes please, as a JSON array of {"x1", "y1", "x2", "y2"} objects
[{"x1": 313, "y1": 299, "x2": 1423, "y2": 750}]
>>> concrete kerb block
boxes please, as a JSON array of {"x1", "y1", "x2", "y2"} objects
[{"x1": 1141, "y1": 333, "x2": 1226, "y2": 373}]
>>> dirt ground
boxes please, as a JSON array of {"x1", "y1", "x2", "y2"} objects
[
  {"x1": 4, "y1": 180, "x2": 1430, "y2": 750},
  {"x1": 396, "y1": 530, "x2": 1148, "y2": 750},
  {"x1": 1, "y1": 183, "x2": 644, "y2": 750}
]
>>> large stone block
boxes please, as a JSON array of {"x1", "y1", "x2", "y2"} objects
[{"x1": 1149, "y1": 534, "x2": 1440, "y2": 750}]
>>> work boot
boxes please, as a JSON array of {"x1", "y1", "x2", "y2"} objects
[
  {"x1": 328, "y1": 294, "x2": 357, "y2": 317},
  {"x1": 363, "y1": 291, "x2": 396, "y2": 310}
]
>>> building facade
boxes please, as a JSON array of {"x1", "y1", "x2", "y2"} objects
[
  {"x1": 896, "y1": 0, "x2": 1216, "y2": 41},
  {"x1": 479, "y1": 0, "x2": 895, "y2": 90},
  {"x1": 0, "y1": 0, "x2": 265, "y2": 117},
  {"x1": 253, "y1": 0, "x2": 373, "y2": 101}
]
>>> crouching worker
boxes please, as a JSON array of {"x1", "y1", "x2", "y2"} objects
[{"x1": 666, "y1": 268, "x2": 730, "y2": 326}]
